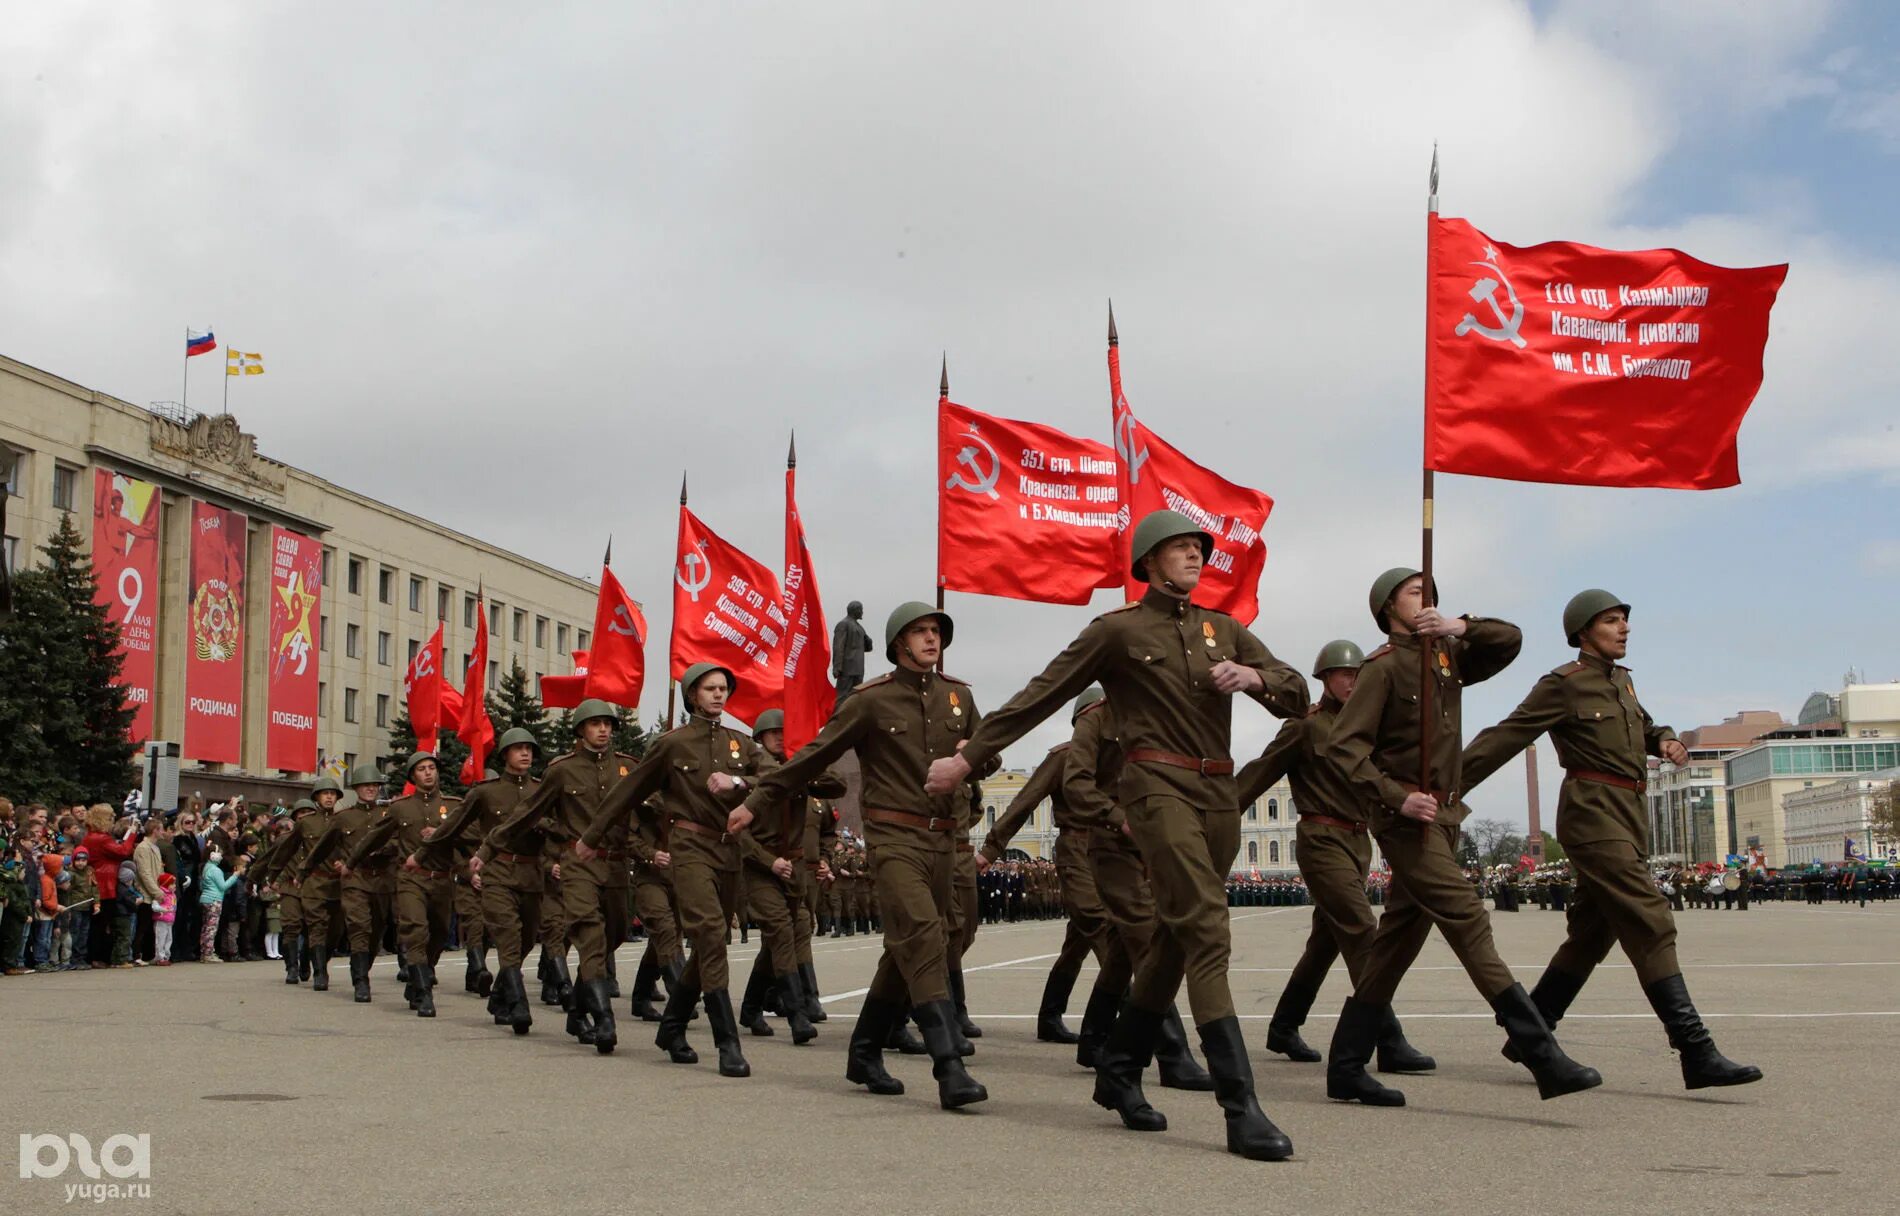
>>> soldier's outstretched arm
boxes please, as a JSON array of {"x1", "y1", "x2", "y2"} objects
[
  {"x1": 345, "y1": 812, "x2": 400, "y2": 871},
  {"x1": 1461, "y1": 675, "x2": 1568, "y2": 792},
  {"x1": 1061, "y1": 705, "x2": 1124, "y2": 833},
  {"x1": 734, "y1": 699, "x2": 869, "y2": 831},
  {"x1": 1456, "y1": 617, "x2": 1524, "y2": 685},
  {"x1": 958, "y1": 622, "x2": 1113, "y2": 777},
  {"x1": 486, "y1": 773, "x2": 563, "y2": 855},
  {"x1": 579, "y1": 747, "x2": 671, "y2": 850},
  {"x1": 806, "y1": 769, "x2": 848, "y2": 800},
  {"x1": 982, "y1": 747, "x2": 1062, "y2": 863},
  {"x1": 1235, "y1": 627, "x2": 1311, "y2": 718},
  {"x1": 415, "y1": 789, "x2": 487, "y2": 870},
  {"x1": 296, "y1": 819, "x2": 343, "y2": 879},
  {"x1": 1236, "y1": 717, "x2": 1306, "y2": 810}
]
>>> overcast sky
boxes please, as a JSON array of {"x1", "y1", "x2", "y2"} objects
[{"x1": 5, "y1": 2, "x2": 1897, "y2": 830}]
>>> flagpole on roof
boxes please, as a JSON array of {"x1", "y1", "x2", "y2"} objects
[
  {"x1": 222, "y1": 343, "x2": 231, "y2": 415},
  {"x1": 182, "y1": 327, "x2": 191, "y2": 415},
  {"x1": 666, "y1": 473, "x2": 687, "y2": 728},
  {"x1": 1419, "y1": 144, "x2": 1440, "y2": 801}
]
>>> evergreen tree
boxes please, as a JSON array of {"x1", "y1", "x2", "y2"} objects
[{"x1": 0, "y1": 514, "x2": 138, "y2": 804}]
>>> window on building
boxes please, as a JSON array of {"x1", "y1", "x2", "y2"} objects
[
  {"x1": 535, "y1": 616, "x2": 548, "y2": 648},
  {"x1": 1267, "y1": 798, "x2": 1278, "y2": 820},
  {"x1": 51, "y1": 464, "x2": 77, "y2": 511},
  {"x1": 408, "y1": 638, "x2": 420, "y2": 665},
  {"x1": 377, "y1": 631, "x2": 391, "y2": 666},
  {"x1": 347, "y1": 556, "x2": 363, "y2": 595},
  {"x1": 345, "y1": 623, "x2": 361, "y2": 658},
  {"x1": 0, "y1": 446, "x2": 25, "y2": 496},
  {"x1": 375, "y1": 693, "x2": 389, "y2": 727},
  {"x1": 513, "y1": 609, "x2": 525, "y2": 643},
  {"x1": 319, "y1": 615, "x2": 330, "y2": 652},
  {"x1": 489, "y1": 660, "x2": 500, "y2": 686},
  {"x1": 1287, "y1": 841, "x2": 1296, "y2": 863},
  {"x1": 1269, "y1": 841, "x2": 1280, "y2": 865},
  {"x1": 343, "y1": 752, "x2": 356, "y2": 770},
  {"x1": 1246, "y1": 841, "x2": 1258, "y2": 864},
  {"x1": 378, "y1": 566, "x2": 395, "y2": 604},
  {"x1": 462, "y1": 651, "x2": 471, "y2": 675},
  {"x1": 322, "y1": 548, "x2": 334, "y2": 589},
  {"x1": 557, "y1": 623, "x2": 570, "y2": 652},
  {"x1": 489, "y1": 601, "x2": 502, "y2": 636},
  {"x1": 409, "y1": 576, "x2": 423, "y2": 612},
  {"x1": 577, "y1": 629, "x2": 590, "y2": 652},
  {"x1": 318, "y1": 682, "x2": 327, "y2": 718},
  {"x1": 465, "y1": 594, "x2": 478, "y2": 629},
  {"x1": 1245, "y1": 803, "x2": 1257, "y2": 821},
  {"x1": 437, "y1": 585, "x2": 451, "y2": 622},
  {"x1": 344, "y1": 688, "x2": 359, "y2": 723}
]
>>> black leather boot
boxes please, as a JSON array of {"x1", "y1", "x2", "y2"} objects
[
  {"x1": 489, "y1": 965, "x2": 514, "y2": 1025},
  {"x1": 503, "y1": 966, "x2": 533, "y2": 1036},
  {"x1": 739, "y1": 964, "x2": 775, "y2": 1037},
  {"x1": 1265, "y1": 978, "x2": 1322, "y2": 1061},
  {"x1": 662, "y1": 956, "x2": 700, "y2": 1022},
  {"x1": 703, "y1": 988, "x2": 751, "y2": 1078},
  {"x1": 1325, "y1": 998, "x2": 1405, "y2": 1106},
  {"x1": 395, "y1": 956, "x2": 409, "y2": 986},
  {"x1": 1091, "y1": 1003, "x2": 1167, "y2": 1131},
  {"x1": 350, "y1": 951, "x2": 372, "y2": 1003},
  {"x1": 538, "y1": 952, "x2": 559, "y2": 1005},
  {"x1": 656, "y1": 971, "x2": 701, "y2": 1064},
  {"x1": 298, "y1": 937, "x2": 312, "y2": 981},
  {"x1": 414, "y1": 964, "x2": 436, "y2": 1018},
  {"x1": 283, "y1": 937, "x2": 301, "y2": 985},
  {"x1": 587, "y1": 976, "x2": 617, "y2": 1054},
  {"x1": 1491, "y1": 982, "x2": 1603, "y2": 1100},
  {"x1": 1501, "y1": 967, "x2": 1588, "y2": 1063},
  {"x1": 468, "y1": 944, "x2": 493, "y2": 997},
  {"x1": 549, "y1": 955, "x2": 574, "y2": 1012},
  {"x1": 310, "y1": 945, "x2": 330, "y2": 992},
  {"x1": 845, "y1": 995, "x2": 907, "y2": 1095},
  {"x1": 1643, "y1": 974, "x2": 1762, "y2": 1089},
  {"x1": 628, "y1": 952, "x2": 663, "y2": 1022},
  {"x1": 404, "y1": 958, "x2": 421, "y2": 1009},
  {"x1": 799, "y1": 962, "x2": 827, "y2": 1023},
  {"x1": 1075, "y1": 984, "x2": 1120, "y2": 1070},
  {"x1": 605, "y1": 952, "x2": 620, "y2": 999},
  {"x1": 1200, "y1": 1015, "x2": 1294, "y2": 1161},
  {"x1": 1154, "y1": 1005, "x2": 1216, "y2": 1091},
  {"x1": 948, "y1": 966, "x2": 982, "y2": 1040},
  {"x1": 1036, "y1": 962, "x2": 1081, "y2": 1044},
  {"x1": 566, "y1": 979, "x2": 595, "y2": 1044},
  {"x1": 887, "y1": 1013, "x2": 928, "y2": 1056},
  {"x1": 777, "y1": 970, "x2": 817, "y2": 1045},
  {"x1": 913, "y1": 1001, "x2": 987, "y2": 1110},
  {"x1": 1376, "y1": 1007, "x2": 1436, "y2": 1073}
]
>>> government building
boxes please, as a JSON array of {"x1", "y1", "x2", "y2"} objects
[{"x1": 0, "y1": 352, "x2": 598, "y2": 806}]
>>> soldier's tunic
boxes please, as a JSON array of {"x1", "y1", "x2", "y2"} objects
[
  {"x1": 490, "y1": 746, "x2": 635, "y2": 981},
  {"x1": 581, "y1": 717, "x2": 762, "y2": 993},
  {"x1": 1062, "y1": 700, "x2": 1159, "y2": 994},
  {"x1": 1463, "y1": 653, "x2": 1680, "y2": 986},
  {"x1": 255, "y1": 828, "x2": 306, "y2": 947},
  {"x1": 982, "y1": 742, "x2": 1113, "y2": 982},
  {"x1": 349, "y1": 788, "x2": 463, "y2": 969},
  {"x1": 739, "y1": 759, "x2": 846, "y2": 978},
  {"x1": 424, "y1": 772, "x2": 540, "y2": 968},
  {"x1": 742, "y1": 667, "x2": 994, "y2": 1007},
  {"x1": 300, "y1": 797, "x2": 397, "y2": 955},
  {"x1": 291, "y1": 806, "x2": 344, "y2": 952},
  {"x1": 960, "y1": 589, "x2": 1306, "y2": 1023},
  {"x1": 1324, "y1": 621, "x2": 1521, "y2": 1005},
  {"x1": 798, "y1": 796, "x2": 840, "y2": 958},
  {"x1": 945, "y1": 784, "x2": 983, "y2": 973},
  {"x1": 629, "y1": 809, "x2": 681, "y2": 968}
]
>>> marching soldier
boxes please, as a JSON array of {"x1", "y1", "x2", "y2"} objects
[
  {"x1": 1321, "y1": 568, "x2": 1600, "y2": 1105},
  {"x1": 423, "y1": 728, "x2": 543, "y2": 1033},
  {"x1": 625, "y1": 798, "x2": 683, "y2": 1022},
  {"x1": 256, "y1": 800, "x2": 316, "y2": 985},
  {"x1": 297, "y1": 763, "x2": 397, "y2": 1003},
  {"x1": 930, "y1": 511, "x2": 1306, "y2": 1161},
  {"x1": 347, "y1": 752, "x2": 461, "y2": 1018},
  {"x1": 289, "y1": 776, "x2": 346, "y2": 991},
  {"x1": 728, "y1": 602, "x2": 994, "y2": 1111},
  {"x1": 490, "y1": 700, "x2": 633, "y2": 1052},
  {"x1": 794, "y1": 788, "x2": 841, "y2": 1021},
  {"x1": 581, "y1": 664, "x2": 763, "y2": 1076},
  {"x1": 1461, "y1": 590, "x2": 1761, "y2": 1090},
  {"x1": 1235, "y1": 640, "x2": 1435, "y2": 1074}
]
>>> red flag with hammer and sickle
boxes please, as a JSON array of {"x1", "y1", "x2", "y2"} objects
[
  {"x1": 457, "y1": 593, "x2": 495, "y2": 784},
  {"x1": 779, "y1": 459, "x2": 834, "y2": 754},
  {"x1": 584, "y1": 565, "x2": 648, "y2": 709},
  {"x1": 936, "y1": 398, "x2": 1123, "y2": 605},
  {"x1": 404, "y1": 623, "x2": 447, "y2": 754},
  {"x1": 1426, "y1": 216, "x2": 1786, "y2": 489},
  {"x1": 669, "y1": 505, "x2": 783, "y2": 727}
]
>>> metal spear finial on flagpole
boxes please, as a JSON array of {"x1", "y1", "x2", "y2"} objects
[
  {"x1": 787, "y1": 431, "x2": 797, "y2": 470},
  {"x1": 1108, "y1": 299, "x2": 1118, "y2": 348},
  {"x1": 603, "y1": 535, "x2": 612, "y2": 567},
  {"x1": 939, "y1": 352, "x2": 949, "y2": 401}
]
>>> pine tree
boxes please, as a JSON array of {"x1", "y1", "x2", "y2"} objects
[{"x1": 0, "y1": 514, "x2": 138, "y2": 804}]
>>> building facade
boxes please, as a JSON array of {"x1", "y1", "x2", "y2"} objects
[
  {"x1": 0, "y1": 353, "x2": 598, "y2": 803},
  {"x1": 1781, "y1": 767, "x2": 1900, "y2": 866},
  {"x1": 1723, "y1": 737, "x2": 1900, "y2": 868}
]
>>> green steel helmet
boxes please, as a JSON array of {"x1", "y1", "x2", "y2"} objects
[
  {"x1": 311, "y1": 776, "x2": 345, "y2": 797},
  {"x1": 404, "y1": 751, "x2": 439, "y2": 778},
  {"x1": 1311, "y1": 639, "x2": 1366, "y2": 678},
  {"x1": 495, "y1": 726, "x2": 540, "y2": 755},
  {"x1": 680, "y1": 662, "x2": 737, "y2": 698},
  {"x1": 1070, "y1": 686, "x2": 1106, "y2": 724},
  {"x1": 884, "y1": 601, "x2": 954, "y2": 664},
  {"x1": 1563, "y1": 589, "x2": 1631, "y2": 647},
  {"x1": 753, "y1": 709, "x2": 785, "y2": 735},
  {"x1": 291, "y1": 798, "x2": 318, "y2": 815},
  {"x1": 1369, "y1": 566, "x2": 1438, "y2": 632},
  {"x1": 346, "y1": 762, "x2": 385, "y2": 789},
  {"x1": 1128, "y1": 509, "x2": 1213, "y2": 581},
  {"x1": 572, "y1": 699, "x2": 617, "y2": 730}
]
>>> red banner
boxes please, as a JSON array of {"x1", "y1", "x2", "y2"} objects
[
  {"x1": 586, "y1": 567, "x2": 648, "y2": 708},
  {"x1": 670, "y1": 505, "x2": 783, "y2": 726},
  {"x1": 185, "y1": 501, "x2": 247, "y2": 763},
  {"x1": 780, "y1": 463, "x2": 833, "y2": 754},
  {"x1": 457, "y1": 594, "x2": 494, "y2": 784},
  {"x1": 1110, "y1": 347, "x2": 1274, "y2": 624},
  {"x1": 90, "y1": 470, "x2": 161, "y2": 743},
  {"x1": 1425, "y1": 215, "x2": 1787, "y2": 489},
  {"x1": 405, "y1": 623, "x2": 446, "y2": 754},
  {"x1": 936, "y1": 398, "x2": 1122, "y2": 605},
  {"x1": 540, "y1": 648, "x2": 591, "y2": 710},
  {"x1": 264, "y1": 527, "x2": 321, "y2": 772}
]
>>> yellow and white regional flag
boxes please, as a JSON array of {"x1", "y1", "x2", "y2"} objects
[{"x1": 226, "y1": 349, "x2": 265, "y2": 376}]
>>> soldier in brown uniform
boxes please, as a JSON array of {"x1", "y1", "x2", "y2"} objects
[
  {"x1": 1462, "y1": 590, "x2": 1761, "y2": 1090},
  {"x1": 625, "y1": 799, "x2": 681, "y2": 1022},
  {"x1": 347, "y1": 752, "x2": 461, "y2": 1018},
  {"x1": 297, "y1": 763, "x2": 397, "y2": 1003},
  {"x1": 728, "y1": 602, "x2": 993, "y2": 1110},
  {"x1": 452, "y1": 805, "x2": 493, "y2": 1001},
  {"x1": 1321, "y1": 568, "x2": 1600, "y2": 1106},
  {"x1": 930, "y1": 511, "x2": 1306, "y2": 1161},
  {"x1": 490, "y1": 700, "x2": 633, "y2": 1052},
  {"x1": 734, "y1": 707, "x2": 845, "y2": 1043},
  {"x1": 289, "y1": 776, "x2": 345, "y2": 991},
  {"x1": 794, "y1": 789, "x2": 840, "y2": 1020},
  {"x1": 943, "y1": 783, "x2": 985, "y2": 1048},
  {"x1": 1236, "y1": 640, "x2": 1435, "y2": 1073},
  {"x1": 426, "y1": 728, "x2": 542, "y2": 1033},
  {"x1": 256, "y1": 801, "x2": 315, "y2": 985}
]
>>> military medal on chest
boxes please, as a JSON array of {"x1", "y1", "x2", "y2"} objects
[
  {"x1": 1436, "y1": 647, "x2": 1451, "y2": 677},
  {"x1": 1203, "y1": 621, "x2": 1217, "y2": 648},
  {"x1": 437, "y1": 804, "x2": 448, "y2": 819},
  {"x1": 728, "y1": 738, "x2": 742, "y2": 763},
  {"x1": 949, "y1": 690, "x2": 963, "y2": 717}
]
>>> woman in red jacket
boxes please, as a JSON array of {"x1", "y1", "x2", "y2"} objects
[{"x1": 79, "y1": 804, "x2": 140, "y2": 968}]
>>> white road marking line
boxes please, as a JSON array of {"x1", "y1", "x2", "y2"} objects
[{"x1": 817, "y1": 952, "x2": 1064, "y2": 1005}]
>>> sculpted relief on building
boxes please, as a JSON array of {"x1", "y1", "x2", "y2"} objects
[{"x1": 147, "y1": 410, "x2": 289, "y2": 496}]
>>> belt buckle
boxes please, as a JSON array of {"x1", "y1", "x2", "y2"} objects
[
  {"x1": 1198, "y1": 757, "x2": 1216, "y2": 776},
  {"x1": 928, "y1": 816, "x2": 948, "y2": 832}
]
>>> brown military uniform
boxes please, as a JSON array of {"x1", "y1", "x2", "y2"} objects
[
  {"x1": 1062, "y1": 700, "x2": 1161, "y2": 997},
  {"x1": 255, "y1": 826, "x2": 306, "y2": 957},
  {"x1": 1463, "y1": 653, "x2": 1680, "y2": 986},
  {"x1": 300, "y1": 797, "x2": 397, "y2": 956},
  {"x1": 428, "y1": 772, "x2": 540, "y2": 968},
  {"x1": 629, "y1": 807, "x2": 681, "y2": 970},
  {"x1": 960, "y1": 588, "x2": 1306, "y2": 1023},
  {"x1": 739, "y1": 759, "x2": 845, "y2": 985},
  {"x1": 291, "y1": 806, "x2": 344, "y2": 954},
  {"x1": 1324, "y1": 620, "x2": 1521, "y2": 1004},
  {"x1": 349, "y1": 787, "x2": 462, "y2": 969}
]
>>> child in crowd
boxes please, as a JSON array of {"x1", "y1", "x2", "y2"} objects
[
  {"x1": 197, "y1": 849, "x2": 244, "y2": 963},
  {"x1": 30, "y1": 853, "x2": 64, "y2": 971},
  {"x1": 60, "y1": 848, "x2": 97, "y2": 970},
  {"x1": 154, "y1": 873, "x2": 177, "y2": 966}
]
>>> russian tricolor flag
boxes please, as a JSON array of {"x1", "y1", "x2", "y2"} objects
[{"x1": 186, "y1": 329, "x2": 217, "y2": 357}]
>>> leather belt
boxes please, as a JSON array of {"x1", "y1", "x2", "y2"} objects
[
  {"x1": 1566, "y1": 768, "x2": 1645, "y2": 793},
  {"x1": 670, "y1": 819, "x2": 729, "y2": 843},
  {"x1": 1398, "y1": 782, "x2": 1455, "y2": 804},
  {"x1": 569, "y1": 841, "x2": 629, "y2": 861},
  {"x1": 407, "y1": 867, "x2": 452, "y2": 880},
  {"x1": 865, "y1": 808, "x2": 961, "y2": 833},
  {"x1": 1125, "y1": 748, "x2": 1234, "y2": 776},
  {"x1": 491, "y1": 852, "x2": 529, "y2": 863},
  {"x1": 1300, "y1": 813, "x2": 1367, "y2": 834}
]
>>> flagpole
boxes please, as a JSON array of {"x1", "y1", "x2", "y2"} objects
[
  {"x1": 222, "y1": 346, "x2": 231, "y2": 415},
  {"x1": 182, "y1": 327, "x2": 191, "y2": 414},
  {"x1": 935, "y1": 355, "x2": 948, "y2": 674},
  {"x1": 667, "y1": 472, "x2": 686, "y2": 728},
  {"x1": 1420, "y1": 145, "x2": 1440, "y2": 803}
]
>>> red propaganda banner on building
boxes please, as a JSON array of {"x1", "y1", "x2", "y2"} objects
[
  {"x1": 671, "y1": 506, "x2": 784, "y2": 726},
  {"x1": 1110, "y1": 347, "x2": 1274, "y2": 624},
  {"x1": 185, "y1": 501, "x2": 248, "y2": 763},
  {"x1": 780, "y1": 458, "x2": 833, "y2": 755},
  {"x1": 90, "y1": 470, "x2": 161, "y2": 743},
  {"x1": 937, "y1": 399, "x2": 1122, "y2": 605},
  {"x1": 264, "y1": 527, "x2": 322, "y2": 773},
  {"x1": 1425, "y1": 215, "x2": 1787, "y2": 489}
]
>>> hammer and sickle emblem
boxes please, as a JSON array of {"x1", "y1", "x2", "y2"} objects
[
  {"x1": 1453, "y1": 249, "x2": 1527, "y2": 349},
  {"x1": 676, "y1": 546, "x2": 712, "y2": 602},
  {"x1": 944, "y1": 425, "x2": 1002, "y2": 500},
  {"x1": 1113, "y1": 407, "x2": 1150, "y2": 486},
  {"x1": 608, "y1": 604, "x2": 639, "y2": 638}
]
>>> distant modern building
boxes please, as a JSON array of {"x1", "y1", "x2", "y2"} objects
[
  {"x1": 1782, "y1": 766, "x2": 1900, "y2": 866},
  {"x1": 1647, "y1": 709, "x2": 1786, "y2": 863}
]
